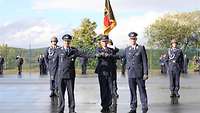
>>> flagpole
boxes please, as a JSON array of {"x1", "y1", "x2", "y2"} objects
[{"x1": 29, "y1": 41, "x2": 32, "y2": 78}]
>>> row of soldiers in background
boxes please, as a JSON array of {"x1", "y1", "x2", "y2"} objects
[
  {"x1": 193, "y1": 56, "x2": 200, "y2": 72},
  {"x1": 16, "y1": 56, "x2": 24, "y2": 76},
  {"x1": 0, "y1": 55, "x2": 24, "y2": 76},
  {"x1": 38, "y1": 54, "x2": 48, "y2": 75},
  {"x1": 160, "y1": 53, "x2": 189, "y2": 74},
  {"x1": 0, "y1": 55, "x2": 4, "y2": 75}
]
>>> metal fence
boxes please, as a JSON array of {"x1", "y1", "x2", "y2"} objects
[{"x1": 0, "y1": 44, "x2": 200, "y2": 74}]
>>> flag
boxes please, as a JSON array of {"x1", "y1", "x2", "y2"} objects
[{"x1": 103, "y1": 0, "x2": 117, "y2": 35}]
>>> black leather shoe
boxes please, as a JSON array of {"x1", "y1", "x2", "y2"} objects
[
  {"x1": 170, "y1": 91, "x2": 175, "y2": 97},
  {"x1": 175, "y1": 92, "x2": 180, "y2": 98},
  {"x1": 69, "y1": 109, "x2": 76, "y2": 113},
  {"x1": 58, "y1": 110, "x2": 64, "y2": 113},
  {"x1": 101, "y1": 107, "x2": 110, "y2": 113},
  {"x1": 49, "y1": 92, "x2": 54, "y2": 97},
  {"x1": 115, "y1": 93, "x2": 119, "y2": 98},
  {"x1": 128, "y1": 110, "x2": 136, "y2": 113},
  {"x1": 142, "y1": 110, "x2": 148, "y2": 113}
]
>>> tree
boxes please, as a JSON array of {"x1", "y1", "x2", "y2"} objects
[
  {"x1": 72, "y1": 18, "x2": 97, "y2": 50},
  {"x1": 145, "y1": 11, "x2": 200, "y2": 48},
  {"x1": 72, "y1": 18, "x2": 97, "y2": 69}
]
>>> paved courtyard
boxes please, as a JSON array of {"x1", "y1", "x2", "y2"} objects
[{"x1": 0, "y1": 72, "x2": 200, "y2": 113}]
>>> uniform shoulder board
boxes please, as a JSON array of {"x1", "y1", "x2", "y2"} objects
[
  {"x1": 137, "y1": 45, "x2": 143, "y2": 49},
  {"x1": 57, "y1": 45, "x2": 60, "y2": 48},
  {"x1": 71, "y1": 46, "x2": 77, "y2": 50},
  {"x1": 126, "y1": 46, "x2": 131, "y2": 49},
  {"x1": 45, "y1": 47, "x2": 49, "y2": 51},
  {"x1": 72, "y1": 47, "x2": 79, "y2": 51}
]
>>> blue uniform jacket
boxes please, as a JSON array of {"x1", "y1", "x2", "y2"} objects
[{"x1": 123, "y1": 44, "x2": 148, "y2": 78}]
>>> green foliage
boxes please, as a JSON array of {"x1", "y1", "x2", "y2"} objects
[
  {"x1": 72, "y1": 18, "x2": 97, "y2": 48},
  {"x1": 145, "y1": 11, "x2": 200, "y2": 48},
  {"x1": 72, "y1": 18, "x2": 97, "y2": 68}
]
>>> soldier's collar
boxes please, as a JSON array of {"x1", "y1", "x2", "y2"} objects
[
  {"x1": 102, "y1": 46, "x2": 108, "y2": 49},
  {"x1": 62, "y1": 46, "x2": 71, "y2": 49},
  {"x1": 130, "y1": 44, "x2": 138, "y2": 49},
  {"x1": 171, "y1": 47, "x2": 178, "y2": 50},
  {"x1": 50, "y1": 45, "x2": 59, "y2": 48}
]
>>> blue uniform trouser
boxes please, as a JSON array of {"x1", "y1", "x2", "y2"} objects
[
  {"x1": 49, "y1": 72, "x2": 58, "y2": 92},
  {"x1": 17, "y1": 66, "x2": 22, "y2": 75},
  {"x1": 111, "y1": 68, "x2": 118, "y2": 97},
  {"x1": 81, "y1": 64, "x2": 87, "y2": 74},
  {"x1": 128, "y1": 78, "x2": 148, "y2": 111},
  {"x1": 168, "y1": 66, "x2": 181, "y2": 92},
  {"x1": 0, "y1": 65, "x2": 3, "y2": 75},
  {"x1": 98, "y1": 73, "x2": 112, "y2": 109},
  {"x1": 50, "y1": 80, "x2": 56, "y2": 91},
  {"x1": 58, "y1": 78, "x2": 75, "y2": 113}
]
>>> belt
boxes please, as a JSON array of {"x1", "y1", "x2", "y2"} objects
[{"x1": 169, "y1": 60, "x2": 176, "y2": 63}]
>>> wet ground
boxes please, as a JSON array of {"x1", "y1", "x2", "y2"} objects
[{"x1": 0, "y1": 72, "x2": 200, "y2": 113}]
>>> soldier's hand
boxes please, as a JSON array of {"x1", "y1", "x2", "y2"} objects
[{"x1": 143, "y1": 75, "x2": 148, "y2": 80}]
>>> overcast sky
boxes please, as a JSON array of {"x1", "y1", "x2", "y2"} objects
[{"x1": 0, "y1": 0, "x2": 200, "y2": 48}]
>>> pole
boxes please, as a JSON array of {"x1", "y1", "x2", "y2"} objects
[
  {"x1": 5, "y1": 44, "x2": 7, "y2": 70},
  {"x1": 29, "y1": 42, "x2": 32, "y2": 77},
  {"x1": 149, "y1": 44, "x2": 153, "y2": 74}
]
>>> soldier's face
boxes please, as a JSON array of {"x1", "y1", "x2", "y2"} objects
[
  {"x1": 171, "y1": 43, "x2": 177, "y2": 48},
  {"x1": 51, "y1": 40, "x2": 57, "y2": 46},
  {"x1": 100, "y1": 40, "x2": 108, "y2": 47},
  {"x1": 129, "y1": 37, "x2": 137, "y2": 45},
  {"x1": 63, "y1": 40, "x2": 71, "y2": 47}
]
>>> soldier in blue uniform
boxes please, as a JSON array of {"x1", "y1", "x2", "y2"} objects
[
  {"x1": 79, "y1": 56, "x2": 88, "y2": 75},
  {"x1": 121, "y1": 57, "x2": 126, "y2": 76},
  {"x1": 159, "y1": 54, "x2": 168, "y2": 74},
  {"x1": 38, "y1": 54, "x2": 47, "y2": 75},
  {"x1": 16, "y1": 55, "x2": 24, "y2": 76},
  {"x1": 183, "y1": 54, "x2": 189, "y2": 73},
  {"x1": 95, "y1": 35, "x2": 116, "y2": 113},
  {"x1": 123, "y1": 32, "x2": 148, "y2": 113},
  {"x1": 44, "y1": 36, "x2": 60, "y2": 97},
  {"x1": 57, "y1": 34, "x2": 86, "y2": 113},
  {"x1": 0, "y1": 55, "x2": 4, "y2": 75},
  {"x1": 166, "y1": 39, "x2": 184, "y2": 97}
]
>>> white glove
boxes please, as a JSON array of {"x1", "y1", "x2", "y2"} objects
[
  {"x1": 108, "y1": 45, "x2": 115, "y2": 49},
  {"x1": 143, "y1": 75, "x2": 148, "y2": 80}
]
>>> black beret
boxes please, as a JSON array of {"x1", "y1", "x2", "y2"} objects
[
  {"x1": 62, "y1": 34, "x2": 72, "y2": 41},
  {"x1": 128, "y1": 32, "x2": 138, "y2": 37},
  {"x1": 100, "y1": 35, "x2": 109, "y2": 41}
]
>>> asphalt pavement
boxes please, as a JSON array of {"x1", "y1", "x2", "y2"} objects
[{"x1": 0, "y1": 71, "x2": 200, "y2": 113}]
